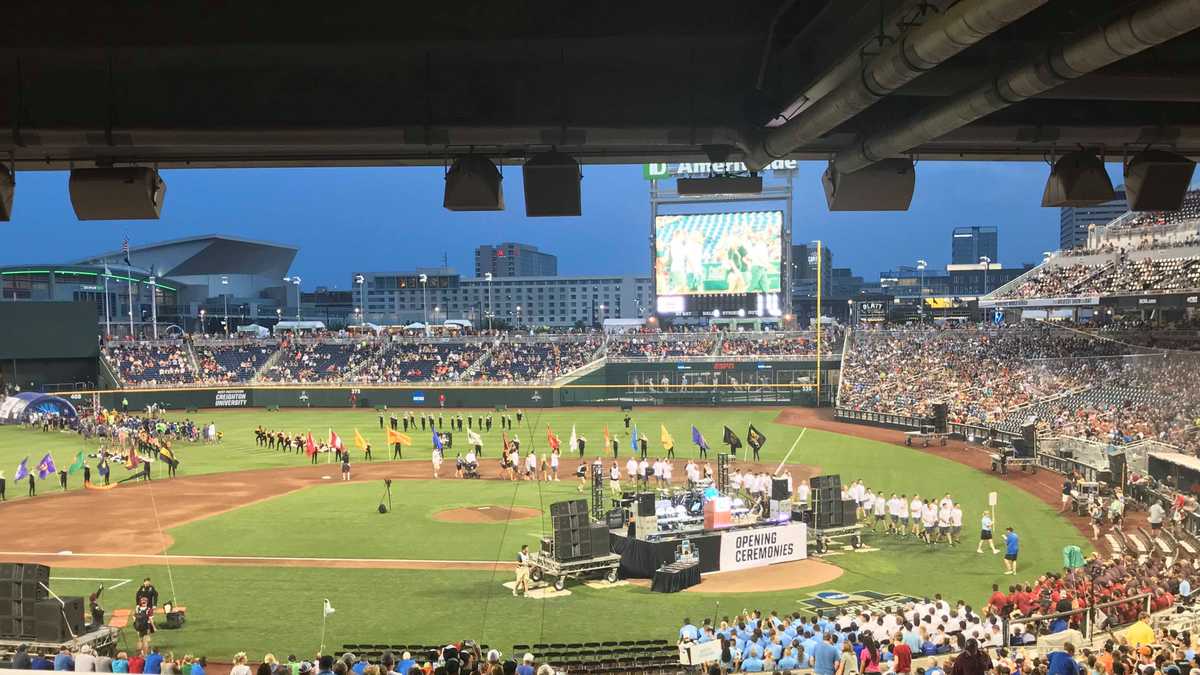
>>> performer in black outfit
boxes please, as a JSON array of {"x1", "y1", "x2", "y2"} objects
[
  {"x1": 639, "y1": 435, "x2": 648, "y2": 460},
  {"x1": 611, "y1": 438, "x2": 619, "y2": 459},
  {"x1": 0, "y1": 471, "x2": 6, "y2": 501},
  {"x1": 392, "y1": 443, "x2": 403, "y2": 460},
  {"x1": 577, "y1": 435, "x2": 586, "y2": 459},
  {"x1": 623, "y1": 413, "x2": 631, "y2": 429},
  {"x1": 28, "y1": 474, "x2": 36, "y2": 497},
  {"x1": 364, "y1": 443, "x2": 373, "y2": 461},
  {"x1": 59, "y1": 469, "x2": 68, "y2": 491}
]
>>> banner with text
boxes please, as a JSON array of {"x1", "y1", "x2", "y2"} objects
[{"x1": 719, "y1": 522, "x2": 807, "y2": 571}]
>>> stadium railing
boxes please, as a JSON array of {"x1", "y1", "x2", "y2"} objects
[
  {"x1": 1003, "y1": 592, "x2": 1153, "y2": 644},
  {"x1": 833, "y1": 407, "x2": 926, "y2": 430}
]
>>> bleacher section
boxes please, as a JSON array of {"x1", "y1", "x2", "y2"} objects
[
  {"x1": 194, "y1": 343, "x2": 276, "y2": 383},
  {"x1": 353, "y1": 341, "x2": 484, "y2": 383},
  {"x1": 104, "y1": 343, "x2": 196, "y2": 386},
  {"x1": 260, "y1": 340, "x2": 375, "y2": 383}
]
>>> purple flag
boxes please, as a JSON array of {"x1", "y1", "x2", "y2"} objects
[
  {"x1": 14, "y1": 457, "x2": 29, "y2": 482},
  {"x1": 691, "y1": 425, "x2": 709, "y2": 450},
  {"x1": 37, "y1": 452, "x2": 57, "y2": 480}
]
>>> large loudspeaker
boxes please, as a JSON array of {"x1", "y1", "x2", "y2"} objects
[
  {"x1": 822, "y1": 159, "x2": 915, "y2": 211},
  {"x1": 0, "y1": 563, "x2": 49, "y2": 586},
  {"x1": 0, "y1": 165, "x2": 12, "y2": 222},
  {"x1": 163, "y1": 611, "x2": 186, "y2": 629},
  {"x1": 443, "y1": 156, "x2": 504, "y2": 211},
  {"x1": 68, "y1": 168, "x2": 167, "y2": 220},
  {"x1": 606, "y1": 508, "x2": 625, "y2": 529},
  {"x1": 637, "y1": 493, "x2": 656, "y2": 517},
  {"x1": 1124, "y1": 150, "x2": 1196, "y2": 211},
  {"x1": 932, "y1": 403, "x2": 948, "y2": 434},
  {"x1": 34, "y1": 597, "x2": 83, "y2": 642},
  {"x1": 1109, "y1": 452, "x2": 1127, "y2": 489},
  {"x1": 771, "y1": 477, "x2": 790, "y2": 500},
  {"x1": 1041, "y1": 151, "x2": 1114, "y2": 207},
  {"x1": 523, "y1": 151, "x2": 581, "y2": 217},
  {"x1": 589, "y1": 523, "x2": 610, "y2": 555}
]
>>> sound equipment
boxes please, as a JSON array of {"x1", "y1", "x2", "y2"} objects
[
  {"x1": 1021, "y1": 422, "x2": 1037, "y2": 445},
  {"x1": 541, "y1": 537, "x2": 554, "y2": 555},
  {"x1": 1012, "y1": 437, "x2": 1034, "y2": 459},
  {"x1": 635, "y1": 515, "x2": 657, "y2": 540},
  {"x1": 637, "y1": 493, "x2": 656, "y2": 517},
  {"x1": 443, "y1": 156, "x2": 504, "y2": 211},
  {"x1": 34, "y1": 597, "x2": 83, "y2": 642},
  {"x1": 588, "y1": 523, "x2": 610, "y2": 555},
  {"x1": 163, "y1": 611, "x2": 186, "y2": 630},
  {"x1": 1108, "y1": 452, "x2": 1127, "y2": 490},
  {"x1": 771, "y1": 477, "x2": 790, "y2": 501},
  {"x1": 822, "y1": 158, "x2": 915, "y2": 211},
  {"x1": 523, "y1": 151, "x2": 581, "y2": 217},
  {"x1": 0, "y1": 165, "x2": 12, "y2": 222},
  {"x1": 1124, "y1": 149, "x2": 1196, "y2": 211},
  {"x1": 377, "y1": 504, "x2": 388, "y2": 514},
  {"x1": 1041, "y1": 150, "x2": 1114, "y2": 207},
  {"x1": 606, "y1": 508, "x2": 625, "y2": 529},
  {"x1": 0, "y1": 564, "x2": 50, "y2": 586},
  {"x1": 550, "y1": 499, "x2": 588, "y2": 518},
  {"x1": 932, "y1": 403, "x2": 948, "y2": 434},
  {"x1": 68, "y1": 167, "x2": 167, "y2": 220}
]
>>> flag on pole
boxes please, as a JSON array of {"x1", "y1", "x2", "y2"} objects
[
  {"x1": 722, "y1": 426, "x2": 743, "y2": 450},
  {"x1": 502, "y1": 432, "x2": 511, "y2": 454},
  {"x1": 323, "y1": 599, "x2": 336, "y2": 618},
  {"x1": 122, "y1": 236, "x2": 132, "y2": 266},
  {"x1": 691, "y1": 425, "x2": 709, "y2": 451},
  {"x1": 353, "y1": 429, "x2": 368, "y2": 450},
  {"x1": 67, "y1": 451, "x2": 85, "y2": 475},
  {"x1": 14, "y1": 457, "x2": 29, "y2": 482},
  {"x1": 467, "y1": 429, "x2": 483, "y2": 447},
  {"x1": 630, "y1": 424, "x2": 639, "y2": 451},
  {"x1": 37, "y1": 453, "x2": 57, "y2": 480},
  {"x1": 432, "y1": 430, "x2": 443, "y2": 451},
  {"x1": 386, "y1": 429, "x2": 412, "y2": 446},
  {"x1": 305, "y1": 432, "x2": 317, "y2": 457},
  {"x1": 328, "y1": 429, "x2": 344, "y2": 451},
  {"x1": 603, "y1": 425, "x2": 611, "y2": 450},
  {"x1": 747, "y1": 424, "x2": 767, "y2": 451},
  {"x1": 125, "y1": 447, "x2": 140, "y2": 470},
  {"x1": 569, "y1": 425, "x2": 578, "y2": 453},
  {"x1": 545, "y1": 425, "x2": 560, "y2": 452},
  {"x1": 660, "y1": 424, "x2": 674, "y2": 450}
]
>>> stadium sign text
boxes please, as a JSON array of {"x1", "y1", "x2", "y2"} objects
[
  {"x1": 719, "y1": 522, "x2": 806, "y2": 571},
  {"x1": 979, "y1": 296, "x2": 1100, "y2": 309},
  {"x1": 214, "y1": 389, "x2": 248, "y2": 407},
  {"x1": 643, "y1": 160, "x2": 798, "y2": 180}
]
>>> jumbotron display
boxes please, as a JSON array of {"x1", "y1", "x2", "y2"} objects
[{"x1": 653, "y1": 210, "x2": 784, "y2": 316}]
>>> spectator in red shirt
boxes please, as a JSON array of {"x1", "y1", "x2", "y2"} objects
[
  {"x1": 891, "y1": 634, "x2": 913, "y2": 675},
  {"x1": 987, "y1": 584, "x2": 1007, "y2": 615},
  {"x1": 129, "y1": 650, "x2": 146, "y2": 674}
]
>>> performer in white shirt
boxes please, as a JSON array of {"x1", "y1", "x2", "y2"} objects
[{"x1": 909, "y1": 494, "x2": 924, "y2": 537}]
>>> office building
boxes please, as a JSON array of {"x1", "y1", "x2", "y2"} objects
[
  {"x1": 360, "y1": 269, "x2": 650, "y2": 327},
  {"x1": 474, "y1": 242, "x2": 558, "y2": 278},
  {"x1": 1059, "y1": 190, "x2": 1129, "y2": 250},
  {"x1": 951, "y1": 226, "x2": 998, "y2": 265}
]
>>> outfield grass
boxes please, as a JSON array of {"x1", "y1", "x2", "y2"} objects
[{"x1": 3, "y1": 406, "x2": 1091, "y2": 658}]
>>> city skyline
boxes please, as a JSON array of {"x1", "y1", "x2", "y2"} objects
[{"x1": 2, "y1": 161, "x2": 1128, "y2": 290}]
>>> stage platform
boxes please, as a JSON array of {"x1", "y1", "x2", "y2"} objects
[
  {"x1": 0, "y1": 625, "x2": 121, "y2": 659},
  {"x1": 610, "y1": 519, "x2": 807, "y2": 579}
]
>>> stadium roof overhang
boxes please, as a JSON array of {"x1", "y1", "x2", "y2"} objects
[{"x1": 1, "y1": 0, "x2": 1199, "y2": 170}]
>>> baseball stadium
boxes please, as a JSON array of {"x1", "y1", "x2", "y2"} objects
[{"x1": 2, "y1": 3, "x2": 1200, "y2": 675}]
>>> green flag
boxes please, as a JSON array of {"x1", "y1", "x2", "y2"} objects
[{"x1": 67, "y1": 451, "x2": 85, "y2": 475}]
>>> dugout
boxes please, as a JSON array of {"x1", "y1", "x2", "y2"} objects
[{"x1": 1147, "y1": 452, "x2": 1200, "y2": 495}]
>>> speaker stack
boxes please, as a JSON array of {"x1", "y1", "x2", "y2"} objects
[
  {"x1": 635, "y1": 492, "x2": 658, "y2": 540},
  {"x1": 551, "y1": 499, "x2": 605, "y2": 562},
  {"x1": 769, "y1": 477, "x2": 791, "y2": 521},
  {"x1": 931, "y1": 403, "x2": 949, "y2": 434},
  {"x1": 0, "y1": 563, "x2": 50, "y2": 640},
  {"x1": 809, "y1": 475, "x2": 847, "y2": 530},
  {"x1": 35, "y1": 597, "x2": 84, "y2": 642}
]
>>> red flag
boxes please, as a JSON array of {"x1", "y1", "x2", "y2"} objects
[
  {"x1": 546, "y1": 425, "x2": 560, "y2": 452},
  {"x1": 305, "y1": 432, "x2": 317, "y2": 457},
  {"x1": 328, "y1": 429, "x2": 343, "y2": 451},
  {"x1": 502, "y1": 432, "x2": 510, "y2": 453}
]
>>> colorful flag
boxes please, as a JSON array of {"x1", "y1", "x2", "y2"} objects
[
  {"x1": 603, "y1": 425, "x2": 611, "y2": 450},
  {"x1": 386, "y1": 429, "x2": 412, "y2": 446},
  {"x1": 432, "y1": 430, "x2": 444, "y2": 451},
  {"x1": 747, "y1": 424, "x2": 767, "y2": 451},
  {"x1": 660, "y1": 424, "x2": 674, "y2": 450},
  {"x1": 467, "y1": 429, "x2": 483, "y2": 447},
  {"x1": 546, "y1": 425, "x2": 560, "y2": 452},
  {"x1": 305, "y1": 432, "x2": 317, "y2": 457},
  {"x1": 121, "y1": 236, "x2": 132, "y2": 266},
  {"x1": 328, "y1": 429, "x2": 344, "y2": 451},
  {"x1": 569, "y1": 425, "x2": 578, "y2": 453},
  {"x1": 14, "y1": 457, "x2": 29, "y2": 482},
  {"x1": 630, "y1": 424, "x2": 639, "y2": 450},
  {"x1": 125, "y1": 448, "x2": 140, "y2": 470},
  {"x1": 691, "y1": 425, "x2": 709, "y2": 450},
  {"x1": 723, "y1": 425, "x2": 742, "y2": 449},
  {"x1": 37, "y1": 453, "x2": 57, "y2": 480},
  {"x1": 323, "y1": 599, "x2": 336, "y2": 618},
  {"x1": 67, "y1": 451, "x2": 85, "y2": 475},
  {"x1": 353, "y1": 429, "x2": 368, "y2": 450}
]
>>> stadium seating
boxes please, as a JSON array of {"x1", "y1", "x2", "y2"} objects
[
  {"x1": 104, "y1": 343, "x2": 196, "y2": 386},
  {"x1": 353, "y1": 341, "x2": 485, "y2": 383},
  {"x1": 260, "y1": 340, "x2": 375, "y2": 383},
  {"x1": 194, "y1": 342, "x2": 276, "y2": 383}
]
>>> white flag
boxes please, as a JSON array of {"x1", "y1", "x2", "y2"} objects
[
  {"x1": 323, "y1": 599, "x2": 336, "y2": 618},
  {"x1": 467, "y1": 429, "x2": 483, "y2": 447},
  {"x1": 569, "y1": 425, "x2": 578, "y2": 452}
]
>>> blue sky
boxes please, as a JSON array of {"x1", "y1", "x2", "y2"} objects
[{"x1": 3, "y1": 161, "x2": 1116, "y2": 289}]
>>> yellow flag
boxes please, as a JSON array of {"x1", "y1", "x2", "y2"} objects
[
  {"x1": 354, "y1": 429, "x2": 368, "y2": 450},
  {"x1": 387, "y1": 429, "x2": 412, "y2": 446},
  {"x1": 660, "y1": 424, "x2": 674, "y2": 449}
]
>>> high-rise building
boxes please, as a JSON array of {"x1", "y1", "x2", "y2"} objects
[
  {"x1": 1059, "y1": 190, "x2": 1129, "y2": 250},
  {"x1": 474, "y1": 242, "x2": 557, "y2": 278},
  {"x1": 950, "y1": 226, "x2": 998, "y2": 265}
]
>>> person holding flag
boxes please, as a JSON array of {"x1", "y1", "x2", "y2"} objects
[
  {"x1": 386, "y1": 428, "x2": 411, "y2": 459},
  {"x1": 692, "y1": 425, "x2": 710, "y2": 459},
  {"x1": 569, "y1": 425, "x2": 580, "y2": 459},
  {"x1": 0, "y1": 469, "x2": 6, "y2": 501},
  {"x1": 723, "y1": 426, "x2": 742, "y2": 458},
  {"x1": 15, "y1": 458, "x2": 29, "y2": 495},
  {"x1": 159, "y1": 446, "x2": 178, "y2": 478},
  {"x1": 747, "y1": 424, "x2": 767, "y2": 462},
  {"x1": 354, "y1": 429, "x2": 372, "y2": 461},
  {"x1": 661, "y1": 424, "x2": 675, "y2": 460},
  {"x1": 328, "y1": 429, "x2": 344, "y2": 464},
  {"x1": 305, "y1": 432, "x2": 318, "y2": 465},
  {"x1": 629, "y1": 423, "x2": 639, "y2": 458},
  {"x1": 604, "y1": 425, "x2": 615, "y2": 459},
  {"x1": 545, "y1": 425, "x2": 561, "y2": 453},
  {"x1": 467, "y1": 427, "x2": 483, "y2": 455},
  {"x1": 431, "y1": 429, "x2": 444, "y2": 478}
]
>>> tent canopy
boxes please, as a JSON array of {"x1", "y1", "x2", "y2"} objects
[{"x1": 0, "y1": 392, "x2": 79, "y2": 424}]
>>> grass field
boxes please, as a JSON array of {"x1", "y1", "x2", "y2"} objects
[{"x1": 0, "y1": 406, "x2": 1090, "y2": 659}]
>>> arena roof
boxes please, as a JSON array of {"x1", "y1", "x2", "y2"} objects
[
  {"x1": 1, "y1": 0, "x2": 1198, "y2": 169},
  {"x1": 74, "y1": 235, "x2": 298, "y2": 279}
]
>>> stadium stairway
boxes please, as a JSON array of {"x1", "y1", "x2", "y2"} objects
[
  {"x1": 251, "y1": 346, "x2": 285, "y2": 382},
  {"x1": 343, "y1": 339, "x2": 392, "y2": 380},
  {"x1": 461, "y1": 344, "x2": 493, "y2": 380},
  {"x1": 184, "y1": 342, "x2": 201, "y2": 377}
]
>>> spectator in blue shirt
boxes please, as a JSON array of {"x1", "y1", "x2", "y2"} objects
[
  {"x1": 680, "y1": 618, "x2": 700, "y2": 642},
  {"x1": 191, "y1": 657, "x2": 207, "y2": 675},
  {"x1": 777, "y1": 647, "x2": 800, "y2": 671},
  {"x1": 1004, "y1": 527, "x2": 1020, "y2": 575},
  {"x1": 1046, "y1": 643, "x2": 1081, "y2": 675},
  {"x1": 813, "y1": 633, "x2": 841, "y2": 675},
  {"x1": 740, "y1": 646, "x2": 765, "y2": 672},
  {"x1": 30, "y1": 651, "x2": 52, "y2": 671},
  {"x1": 143, "y1": 648, "x2": 164, "y2": 675},
  {"x1": 53, "y1": 648, "x2": 74, "y2": 671},
  {"x1": 699, "y1": 627, "x2": 716, "y2": 643}
]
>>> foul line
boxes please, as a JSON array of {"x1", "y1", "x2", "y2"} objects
[
  {"x1": 0, "y1": 551, "x2": 503, "y2": 566},
  {"x1": 50, "y1": 576, "x2": 132, "y2": 590}
]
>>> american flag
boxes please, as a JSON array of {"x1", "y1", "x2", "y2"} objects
[{"x1": 122, "y1": 236, "x2": 132, "y2": 265}]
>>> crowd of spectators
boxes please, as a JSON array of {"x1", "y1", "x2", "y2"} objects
[
  {"x1": 260, "y1": 340, "x2": 376, "y2": 383},
  {"x1": 478, "y1": 337, "x2": 602, "y2": 383},
  {"x1": 996, "y1": 255, "x2": 1200, "y2": 300},
  {"x1": 194, "y1": 343, "x2": 276, "y2": 383},
  {"x1": 608, "y1": 335, "x2": 717, "y2": 359},
  {"x1": 104, "y1": 343, "x2": 196, "y2": 386},
  {"x1": 353, "y1": 342, "x2": 486, "y2": 383},
  {"x1": 719, "y1": 328, "x2": 843, "y2": 357}
]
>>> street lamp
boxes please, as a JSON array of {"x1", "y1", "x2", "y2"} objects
[
  {"x1": 221, "y1": 275, "x2": 230, "y2": 337},
  {"x1": 516, "y1": 305, "x2": 522, "y2": 330},
  {"x1": 1042, "y1": 251, "x2": 1054, "y2": 264},
  {"x1": 433, "y1": 305, "x2": 440, "y2": 324},
  {"x1": 848, "y1": 299, "x2": 854, "y2": 325},
  {"x1": 597, "y1": 302, "x2": 606, "y2": 328},
  {"x1": 979, "y1": 256, "x2": 992, "y2": 295},
  {"x1": 484, "y1": 272, "x2": 493, "y2": 332},
  {"x1": 283, "y1": 276, "x2": 302, "y2": 319},
  {"x1": 419, "y1": 273, "x2": 429, "y2": 333},
  {"x1": 354, "y1": 274, "x2": 366, "y2": 324},
  {"x1": 199, "y1": 308, "x2": 206, "y2": 334},
  {"x1": 916, "y1": 260, "x2": 927, "y2": 319}
]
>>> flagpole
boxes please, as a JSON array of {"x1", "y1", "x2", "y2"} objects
[
  {"x1": 127, "y1": 266, "x2": 135, "y2": 339},
  {"x1": 320, "y1": 608, "x2": 327, "y2": 654},
  {"x1": 103, "y1": 261, "x2": 111, "y2": 339},
  {"x1": 815, "y1": 239, "x2": 823, "y2": 407}
]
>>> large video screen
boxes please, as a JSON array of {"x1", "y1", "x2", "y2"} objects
[{"x1": 654, "y1": 211, "x2": 783, "y2": 297}]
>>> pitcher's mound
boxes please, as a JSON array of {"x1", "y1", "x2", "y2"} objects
[
  {"x1": 434, "y1": 505, "x2": 541, "y2": 523},
  {"x1": 689, "y1": 559, "x2": 843, "y2": 593}
]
